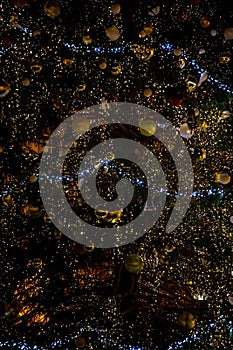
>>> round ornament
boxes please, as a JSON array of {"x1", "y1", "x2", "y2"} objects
[
  {"x1": 177, "y1": 312, "x2": 196, "y2": 329},
  {"x1": 125, "y1": 254, "x2": 144, "y2": 274},
  {"x1": 105, "y1": 26, "x2": 120, "y2": 41}
]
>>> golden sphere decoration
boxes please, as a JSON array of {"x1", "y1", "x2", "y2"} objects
[
  {"x1": 143, "y1": 23, "x2": 153, "y2": 35},
  {"x1": 215, "y1": 173, "x2": 231, "y2": 185},
  {"x1": 148, "y1": 6, "x2": 160, "y2": 16},
  {"x1": 186, "y1": 75, "x2": 198, "y2": 92},
  {"x1": 76, "y1": 82, "x2": 87, "y2": 91},
  {"x1": 99, "y1": 61, "x2": 107, "y2": 69},
  {"x1": 10, "y1": 13, "x2": 19, "y2": 27},
  {"x1": 24, "y1": 204, "x2": 42, "y2": 218},
  {"x1": 63, "y1": 58, "x2": 74, "y2": 66},
  {"x1": 0, "y1": 79, "x2": 11, "y2": 98},
  {"x1": 75, "y1": 335, "x2": 86, "y2": 348},
  {"x1": 110, "y1": 3, "x2": 121, "y2": 15},
  {"x1": 224, "y1": 27, "x2": 233, "y2": 40},
  {"x1": 177, "y1": 312, "x2": 196, "y2": 329},
  {"x1": 72, "y1": 115, "x2": 90, "y2": 133},
  {"x1": 200, "y1": 16, "x2": 211, "y2": 28},
  {"x1": 219, "y1": 53, "x2": 231, "y2": 64},
  {"x1": 29, "y1": 175, "x2": 37, "y2": 183},
  {"x1": 111, "y1": 64, "x2": 122, "y2": 75},
  {"x1": 143, "y1": 88, "x2": 153, "y2": 97},
  {"x1": 139, "y1": 24, "x2": 153, "y2": 37},
  {"x1": 94, "y1": 209, "x2": 122, "y2": 223},
  {"x1": 125, "y1": 254, "x2": 144, "y2": 274},
  {"x1": 22, "y1": 78, "x2": 30, "y2": 86},
  {"x1": 179, "y1": 123, "x2": 194, "y2": 139},
  {"x1": 33, "y1": 29, "x2": 41, "y2": 37},
  {"x1": 130, "y1": 44, "x2": 155, "y2": 61},
  {"x1": 84, "y1": 244, "x2": 95, "y2": 252},
  {"x1": 177, "y1": 57, "x2": 186, "y2": 68},
  {"x1": 105, "y1": 26, "x2": 120, "y2": 41},
  {"x1": 139, "y1": 119, "x2": 156, "y2": 136},
  {"x1": 30, "y1": 64, "x2": 43, "y2": 73},
  {"x1": 105, "y1": 152, "x2": 115, "y2": 160},
  {"x1": 27, "y1": 312, "x2": 50, "y2": 326},
  {"x1": 44, "y1": 0, "x2": 60, "y2": 19},
  {"x1": 82, "y1": 35, "x2": 92, "y2": 45},
  {"x1": 174, "y1": 48, "x2": 182, "y2": 56},
  {"x1": 3, "y1": 195, "x2": 12, "y2": 204},
  {"x1": 220, "y1": 110, "x2": 231, "y2": 119}
]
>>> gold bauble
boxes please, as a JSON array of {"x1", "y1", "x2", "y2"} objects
[
  {"x1": 143, "y1": 88, "x2": 153, "y2": 97},
  {"x1": 215, "y1": 173, "x2": 231, "y2": 185},
  {"x1": 10, "y1": 14, "x2": 19, "y2": 27},
  {"x1": 177, "y1": 58, "x2": 186, "y2": 68},
  {"x1": 111, "y1": 64, "x2": 122, "y2": 75},
  {"x1": 110, "y1": 3, "x2": 121, "y2": 15},
  {"x1": 139, "y1": 119, "x2": 156, "y2": 136},
  {"x1": 0, "y1": 79, "x2": 11, "y2": 98},
  {"x1": 72, "y1": 115, "x2": 90, "y2": 133},
  {"x1": 105, "y1": 26, "x2": 120, "y2": 41},
  {"x1": 29, "y1": 175, "x2": 37, "y2": 183},
  {"x1": 177, "y1": 312, "x2": 196, "y2": 329},
  {"x1": 33, "y1": 29, "x2": 41, "y2": 37},
  {"x1": 148, "y1": 6, "x2": 160, "y2": 16},
  {"x1": 200, "y1": 16, "x2": 211, "y2": 28},
  {"x1": 105, "y1": 152, "x2": 115, "y2": 160},
  {"x1": 179, "y1": 123, "x2": 194, "y2": 139},
  {"x1": 224, "y1": 27, "x2": 233, "y2": 40},
  {"x1": 94, "y1": 209, "x2": 122, "y2": 223},
  {"x1": 84, "y1": 244, "x2": 95, "y2": 252},
  {"x1": 186, "y1": 76, "x2": 197, "y2": 92},
  {"x1": 76, "y1": 82, "x2": 86, "y2": 91},
  {"x1": 75, "y1": 335, "x2": 86, "y2": 347},
  {"x1": 27, "y1": 312, "x2": 50, "y2": 325},
  {"x1": 82, "y1": 35, "x2": 92, "y2": 45},
  {"x1": 174, "y1": 48, "x2": 182, "y2": 56},
  {"x1": 219, "y1": 53, "x2": 231, "y2": 64},
  {"x1": 139, "y1": 30, "x2": 147, "y2": 38},
  {"x1": 220, "y1": 110, "x2": 231, "y2": 119},
  {"x1": 24, "y1": 204, "x2": 42, "y2": 218},
  {"x1": 44, "y1": 0, "x2": 60, "y2": 19},
  {"x1": 3, "y1": 195, "x2": 12, "y2": 203},
  {"x1": 30, "y1": 64, "x2": 43, "y2": 73},
  {"x1": 125, "y1": 254, "x2": 144, "y2": 274},
  {"x1": 99, "y1": 61, "x2": 107, "y2": 69},
  {"x1": 130, "y1": 44, "x2": 154, "y2": 61},
  {"x1": 22, "y1": 78, "x2": 30, "y2": 86},
  {"x1": 143, "y1": 24, "x2": 153, "y2": 35},
  {"x1": 63, "y1": 58, "x2": 74, "y2": 66}
]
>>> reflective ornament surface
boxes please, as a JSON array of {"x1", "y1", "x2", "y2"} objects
[
  {"x1": 125, "y1": 254, "x2": 144, "y2": 274},
  {"x1": 105, "y1": 26, "x2": 120, "y2": 41},
  {"x1": 200, "y1": 16, "x2": 211, "y2": 28},
  {"x1": 224, "y1": 27, "x2": 233, "y2": 40},
  {"x1": 0, "y1": 79, "x2": 11, "y2": 98},
  {"x1": 110, "y1": 4, "x2": 121, "y2": 15},
  {"x1": 44, "y1": 0, "x2": 60, "y2": 19}
]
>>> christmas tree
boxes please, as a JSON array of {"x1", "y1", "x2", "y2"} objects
[{"x1": 0, "y1": 0, "x2": 232, "y2": 349}]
